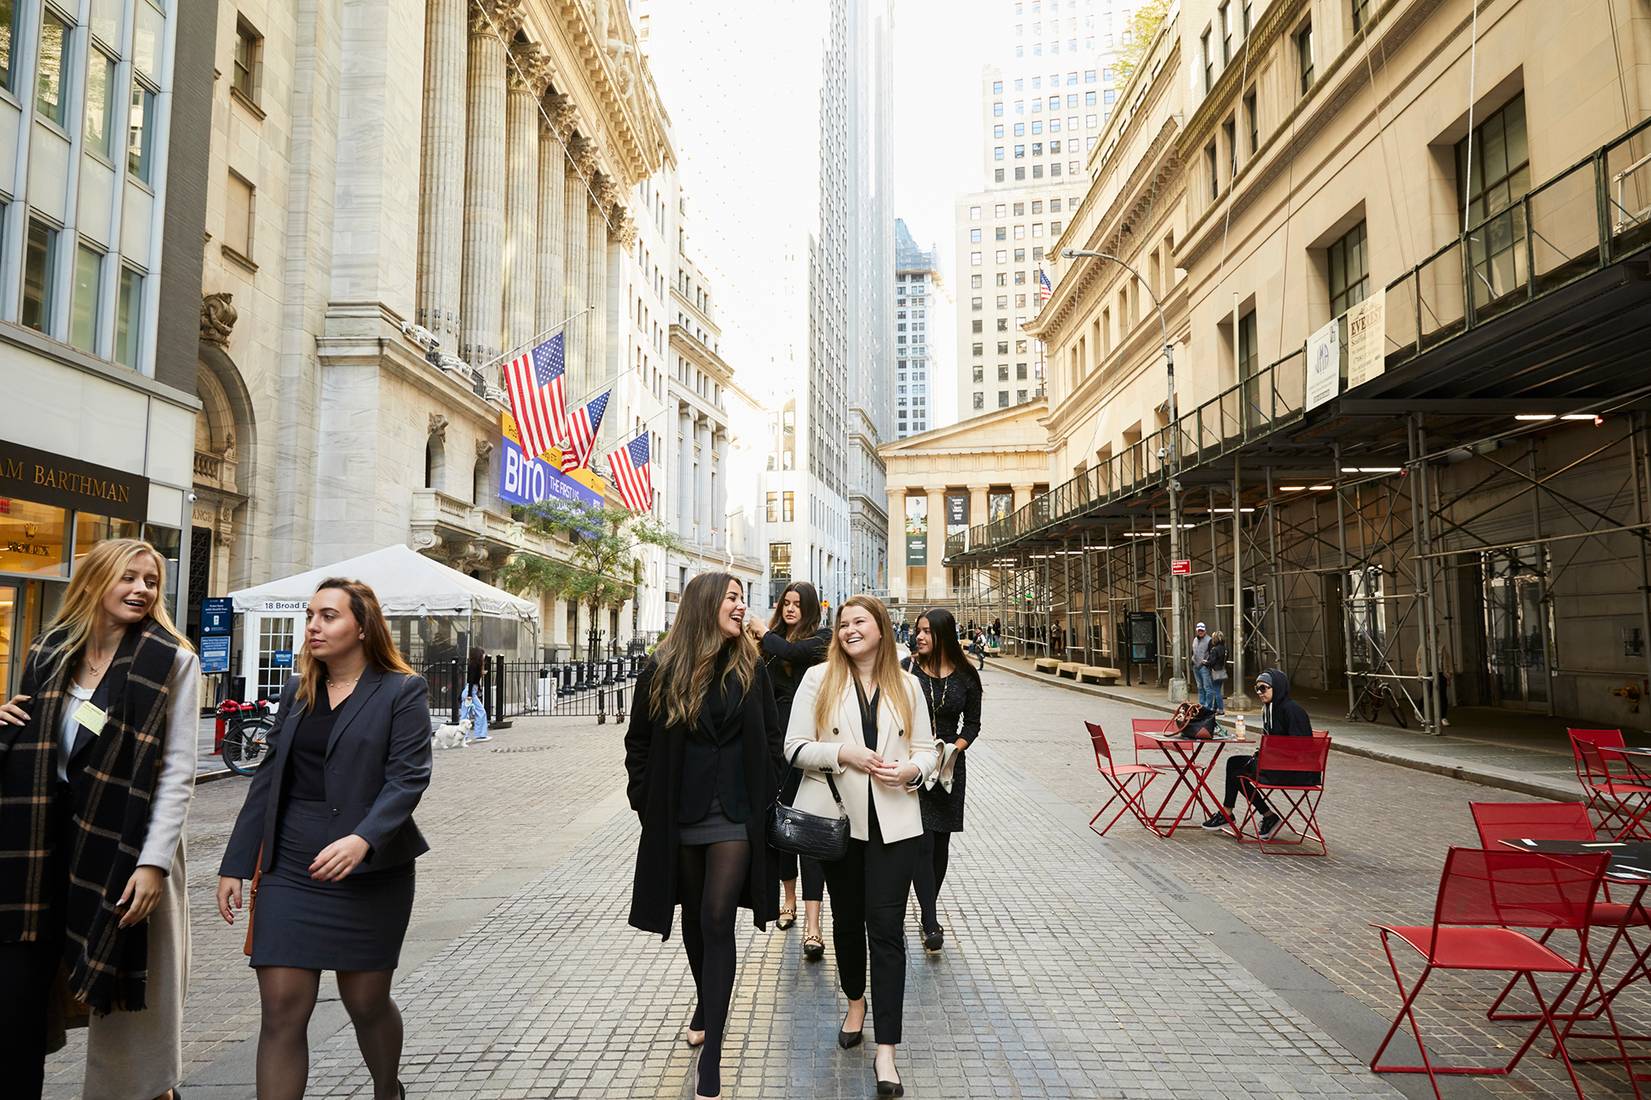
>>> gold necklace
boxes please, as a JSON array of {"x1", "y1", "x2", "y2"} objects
[{"x1": 327, "y1": 675, "x2": 360, "y2": 689}]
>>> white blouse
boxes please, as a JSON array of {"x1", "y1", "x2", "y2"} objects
[{"x1": 56, "y1": 646, "x2": 200, "y2": 871}]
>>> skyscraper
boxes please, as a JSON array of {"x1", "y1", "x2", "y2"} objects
[
  {"x1": 954, "y1": 0, "x2": 1137, "y2": 419},
  {"x1": 638, "y1": 0, "x2": 892, "y2": 606},
  {"x1": 893, "y1": 219, "x2": 953, "y2": 439}
]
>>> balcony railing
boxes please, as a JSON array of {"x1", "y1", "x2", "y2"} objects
[{"x1": 955, "y1": 115, "x2": 1651, "y2": 561}]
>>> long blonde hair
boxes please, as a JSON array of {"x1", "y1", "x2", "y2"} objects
[
  {"x1": 812, "y1": 595, "x2": 914, "y2": 739},
  {"x1": 650, "y1": 571, "x2": 759, "y2": 729},
  {"x1": 42, "y1": 538, "x2": 190, "y2": 681},
  {"x1": 294, "y1": 577, "x2": 415, "y2": 709}
]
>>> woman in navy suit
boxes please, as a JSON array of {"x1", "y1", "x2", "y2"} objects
[{"x1": 217, "y1": 578, "x2": 432, "y2": 1100}]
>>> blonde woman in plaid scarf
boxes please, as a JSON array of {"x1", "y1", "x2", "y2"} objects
[{"x1": 0, "y1": 538, "x2": 199, "y2": 1100}]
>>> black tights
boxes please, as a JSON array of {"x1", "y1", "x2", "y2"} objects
[
  {"x1": 912, "y1": 830, "x2": 952, "y2": 934},
  {"x1": 678, "y1": 839, "x2": 749, "y2": 1097},
  {"x1": 256, "y1": 967, "x2": 403, "y2": 1100}
]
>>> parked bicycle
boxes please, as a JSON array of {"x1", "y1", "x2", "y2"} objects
[
  {"x1": 1352, "y1": 674, "x2": 1412, "y2": 728},
  {"x1": 217, "y1": 697, "x2": 276, "y2": 775}
]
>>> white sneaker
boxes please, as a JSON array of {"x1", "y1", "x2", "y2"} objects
[
  {"x1": 472, "y1": 734, "x2": 492, "y2": 742},
  {"x1": 1440, "y1": 718, "x2": 1450, "y2": 727}
]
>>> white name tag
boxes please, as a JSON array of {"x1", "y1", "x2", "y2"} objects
[{"x1": 72, "y1": 699, "x2": 109, "y2": 737}]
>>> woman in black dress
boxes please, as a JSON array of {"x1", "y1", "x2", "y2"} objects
[
  {"x1": 746, "y1": 580, "x2": 831, "y2": 956},
  {"x1": 217, "y1": 578, "x2": 432, "y2": 1100},
  {"x1": 626, "y1": 572, "x2": 783, "y2": 1100},
  {"x1": 905, "y1": 608, "x2": 982, "y2": 953}
]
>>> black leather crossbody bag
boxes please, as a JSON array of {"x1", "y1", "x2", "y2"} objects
[{"x1": 767, "y1": 744, "x2": 849, "y2": 861}]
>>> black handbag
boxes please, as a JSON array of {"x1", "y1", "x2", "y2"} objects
[{"x1": 767, "y1": 745, "x2": 850, "y2": 862}]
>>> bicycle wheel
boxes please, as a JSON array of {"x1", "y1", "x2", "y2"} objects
[
  {"x1": 1388, "y1": 694, "x2": 1409, "y2": 730},
  {"x1": 222, "y1": 719, "x2": 272, "y2": 775},
  {"x1": 1357, "y1": 684, "x2": 1381, "y2": 723}
]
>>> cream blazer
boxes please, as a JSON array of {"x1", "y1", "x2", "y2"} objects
[{"x1": 784, "y1": 664, "x2": 939, "y2": 843}]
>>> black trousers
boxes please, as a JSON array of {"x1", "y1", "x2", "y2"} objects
[
  {"x1": 1222, "y1": 755, "x2": 1271, "y2": 813},
  {"x1": 821, "y1": 813, "x2": 918, "y2": 1045},
  {"x1": 912, "y1": 830, "x2": 952, "y2": 934}
]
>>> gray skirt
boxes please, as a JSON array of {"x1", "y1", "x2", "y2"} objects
[
  {"x1": 680, "y1": 795, "x2": 749, "y2": 845},
  {"x1": 250, "y1": 799, "x2": 414, "y2": 971}
]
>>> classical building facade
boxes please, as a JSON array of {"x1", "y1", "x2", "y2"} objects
[
  {"x1": 196, "y1": 0, "x2": 673, "y2": 683},
  {"x1": 0, "y1": 0, "x2": 215, "y2": 693},
  {"x1": 952, "y1": 0, "x2": 1142, "y2": 420},
  {"x1": 952, "y1": 0, "x2": 1651, "y2": 729}
]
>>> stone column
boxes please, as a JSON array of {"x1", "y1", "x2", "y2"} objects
[
  {"x1": 678, "y1": 407, "x2": 694, "y2": 540},
  {"x1": 586, "y1": 174, "x2": 616, "y2": 392},
  {"x1": 416, "y1": 0, "x2": 468, "y2": 342},
  {"x1": 536, "y1": 94, "x2": 575, "y2": 330},
  {"x1": 460, "y1": 0, "x2": 522, "y2": 367},
  {"x1": 886, "y1": 488, "x2": 906, "y2": 604},
  {"x1": 968, "y1": 485, "x2": 989, "y2": 549},
  {"x1": 503, "y1": 41, "x2": 548, "y2": 353},
  {"x1": 712, "y1": 427, "x2": 727, "y2": 550},
  {"x1": 926, "y1": 488, "x2": 946, "y2": 599},
  {"x1": 696, "y1": 417, "x2": 712, "y2": 542},
  {"x1": 563, "y1": 134, "x2": 596, "y2": 389}
]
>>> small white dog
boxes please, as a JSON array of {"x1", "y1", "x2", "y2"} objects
[{"x1": 432, "y1": 720, "x2": 471, "y2": 750}]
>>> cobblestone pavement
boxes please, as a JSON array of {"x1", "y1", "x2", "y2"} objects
[{"x1": 45, "y1": 671, "x2": 1640, "y2": 1098}]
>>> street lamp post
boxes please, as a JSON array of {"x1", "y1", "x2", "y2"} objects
[{"x1": 1061, "y1": 248, "x2": 1187, "y2": 702}]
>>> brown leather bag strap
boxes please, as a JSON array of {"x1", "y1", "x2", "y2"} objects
[{"x1": 241, "y1": 843, "x2": 264, "y2": 957}]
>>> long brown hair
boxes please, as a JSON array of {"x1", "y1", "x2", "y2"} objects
[
  {"x1": 294, "y1": 577, "x2": 415, "y2": 709},
  {"x1": 41, "y1": 538, "x2": 191, "y2": 681},
  {"x1": 650, "y1": 571, "x2": 759, "y2": 729},
  {"x1": 768, "y1": 580, "x2": 822, "y2": 641},
  {"x1": 812, "y1": 595, "x2": 914, "y2": 739}
]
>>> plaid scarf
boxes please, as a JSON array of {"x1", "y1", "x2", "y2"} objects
[{"x1": 0, "y1": 619, "x2": 179, "y2": 1012}]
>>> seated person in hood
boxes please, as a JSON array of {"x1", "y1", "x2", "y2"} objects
[{"x1": 1202, "y1": 668, "x2": 1319, "y2": 839}]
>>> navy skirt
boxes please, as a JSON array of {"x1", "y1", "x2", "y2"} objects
[{"x1": 250, "y1": 799, "x2": 415, "y2": 971}]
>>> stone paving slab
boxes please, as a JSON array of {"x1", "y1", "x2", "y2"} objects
[{"x1": 298, "y1": 736, "x2": 1402, "y2": 1098}]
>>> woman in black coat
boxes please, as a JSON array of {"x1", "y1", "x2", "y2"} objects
[
  {"x1": 625, "y1": 572, "x2": 783, "y2": 1100},
  {"x1": 904, "y1": 608, "x2": 983, "y2": 954},
  {"x1": 746, "y1": 580, "x2": 831, "y2": 955}
]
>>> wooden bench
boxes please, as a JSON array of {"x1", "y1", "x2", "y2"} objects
[
  {"x1": 1078, "y1": 665, "x2": 1122, "y2": 685},
  {"x1": 1033, "y1": 657, "x2": 1061, "y2": 674},
  {"x1": 1058, "y1": 661, "x2": 1082, "y2": 679}
]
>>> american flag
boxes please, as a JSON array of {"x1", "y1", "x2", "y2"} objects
[
  {"x1": 560, "y1": 389, "x2": 610, "y2": 472},
  {"x1": 606, "y1": 432, "x2": 652, "y2": 513},
  {"x1": 503, "y1": 332, "x2": 569, "y2": 461},
  {"x1": 1038, "y1": 267, "x2": 1053, "y2": 304}
]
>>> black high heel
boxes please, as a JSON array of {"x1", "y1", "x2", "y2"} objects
[
  {"x1": 838, "y1": 1007, "x2": 864, "y2": 1049},
  {"x1": 876, "y1": 1070, "x2": 904, "y2": 1096}
]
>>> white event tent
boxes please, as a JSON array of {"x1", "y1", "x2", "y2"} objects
[{"x1": 228, "y1": 544, "x2": 540, "y2": 699}]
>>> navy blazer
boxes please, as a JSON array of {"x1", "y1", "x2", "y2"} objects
[{"x1": 219, "y1": 667, "x2": 433, "y2": 879}]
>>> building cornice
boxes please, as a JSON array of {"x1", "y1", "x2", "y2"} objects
[{"x1": 668, "y1": 323, "x2": 734, "y2": 385}]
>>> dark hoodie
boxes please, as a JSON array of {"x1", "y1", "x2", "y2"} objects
[{"x1": 1256, "y1": 668, "x2": 1320, "y2": 783}]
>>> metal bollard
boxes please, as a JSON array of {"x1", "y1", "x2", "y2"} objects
[
  {"x1": 616, "y1": 685, "x2": 627, "y2": 721},
  {"x1": 597, "y1": 687, "x2": 607, "y2": 725}
]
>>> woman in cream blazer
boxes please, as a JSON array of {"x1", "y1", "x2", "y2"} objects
[{"x1": 784, "y1": 595, "x2": 937, "y2": 1098}]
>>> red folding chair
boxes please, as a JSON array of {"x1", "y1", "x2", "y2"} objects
[
  {"x1": 1233, "y1": 732, "x2": 1331, "y2": 855},
  {"x1": 1129, "y1": 716, "x2": 1183, "y2": 771},
  {"x1": 1370, "y1": 847, "x2": 1617, "y2": 1100},
  {"x1": 1470, "y1": 801, "x2": 1651, "y2": 1042},
  {"x1": 1570, "y1": 728, "x2": 1651, "y2": 839},
  {"x1": 1083, "y1": 721, "x2": 1159, "y2": 836}
]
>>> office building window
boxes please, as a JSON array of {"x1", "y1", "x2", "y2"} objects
[
  {"x1": 1296, "y1": 21, "x2": 1314, "y2": 95},
  {"x1": 1220, "y1": 1, "x2": 1233, "y2": 62},
  {"x1": 1328, "y1": 220, "x2": 1369, "y2": 316},
  {"x1": 997, "y1": 364, "x2": 1009, "y2": 381},
  {"x1": 70, "y1": 244, "x2": 103, "y2": 352},
  {"x1": 22, "y1": 218, "x2": 58, "y2": 333},
  {"x1": 1206, "y1": 141, "x2": 1219, "y2": 200},
  {"x1": 85, "y1": 48, "x2": 118, "y2": 157},
  {"x1": 1245, "y1": 89, "x2": 1259, "y2": 154},
  {"x1": 0, "y1": 0, "x2": 17, "y2": 91},
  {"x1": 1201, "y1": 29, "x2": 1213, "y2": 92},
  {"x1": 1351, "y1": 0, "x2": 1371, "y2": 33},
  {"x1": 766, "y1": 492, "x2": 778, "y2": 522},
  {"x1": 233, "y1": 16, "x2": 263, "y2": 103},
  {"x1": 998, "y1": 392, "x2": 1010, "y2": 408},
  {"x1": 782, "y1": 491, "x2": 795, "y2": 522},
  {"x1": 35, "y1": 7, "x2": 70, "y2": 126},
  {"x1": 972, "y1": 366, "x2": 984, "y2": 383},
  {"x1": 770, "y1": 542, "x2": 792, "y2": 577},
  {"x1": 129, "y1": 82, "x2": 158, "y2": 183},
  {"x1": 1456, "y1": 93, "x2": 1530, "y2": 301},
  {"x1": 226, "y1": 171, "x2": 256, "y2": 262},
  {"x1": 973, "y1": 392, "x2": 985, "y2": 410},
  {"x1": 114, "y1": 267, "x2": 143, "y2": 367}
]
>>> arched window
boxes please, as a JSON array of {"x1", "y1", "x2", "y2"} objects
[
  {"x1": 473, "y1": 455, "x2": 488, "y2": 505},
  {"x1": 425, "y1": 433, "x2": 445, "y2": 491}
]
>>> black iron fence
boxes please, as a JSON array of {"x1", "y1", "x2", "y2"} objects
[{"x1": 422, "y1": 653, "x2": 644, "y2": 726}]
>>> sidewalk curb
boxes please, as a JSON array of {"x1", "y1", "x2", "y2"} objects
[
  {"x1": 986, "y1": 658, "x2": 1577, "y2": 802},
  {"x1": 196, "y1": 767, "x2": 236, "y2": 784}
]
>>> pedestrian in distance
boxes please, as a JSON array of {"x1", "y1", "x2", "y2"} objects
[
  {"x1": 902, "y1": 608, "x2": 982, "y2": 954},
  {"x1": 1191, "y1": 621, "x2": 1213, "y2": 710},
  {"x1": 0, "y1": 538, "x2": 200, "y2": 1100},
  {"x1": 1202, "y1": 668, "x2": 1319, "y2": 839},
  {"x1": 462, "y1": 645, "x2": 490, "y2": 742},
  {"x1": 625, "y1": 572, "x2": 783, "y2": 1100},
  {"x1": 1205, "y1": 630, "x2": 1228, "y2": 715},
  {"x1": 969, "y1": 628, "x2": 987, "y2": 670},
  {"x1": 788, "y1": 595, "x2": 938, "y2": 1097},
  {"x1": 217, "y1": 577, "x2": 433, "y2": 1100},
  {"x1": 746, "y1": 580, "x2": 832, "y2": 959}
]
